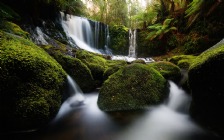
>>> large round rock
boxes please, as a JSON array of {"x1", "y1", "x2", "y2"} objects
[
  {"x1": 188, "y1": 45, "x2": 224, "y2": 136},
  {"x1": 98, "y1": 63, "x2": 168, "y2": 111},
  {"x1": 0, "y1": 31, "x2": 66, "y2": 131}
]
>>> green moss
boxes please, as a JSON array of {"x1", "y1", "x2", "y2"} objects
[
  {"x1": 76, "y1": 49, "x2": 107, "y2": 66},
  {"x1": 76, "y1": 49, "x2": 108, "y2": 86},
  {"x1": 98, "y1": 63, "x2": 168, "y2": 111},
  {"x1": 148, "y1": 61, "x2": 181, "y2": 83},
  {"x1": 43, "y1": 47, "x2": 95, "y2": 92},
  {"x1": 103, "y1": 60, "x2": 127, "y2": 80},
  {"x1": 0, "y1": 30, "x2": 66, "y2": 130},
  {"x1": 131, "y1": 59, "x2": 146, "y2": 64},
  {"x1": 0, "y1": 21, "x2": 29, "y2": 38},
  {"x1": 188, "y1": 45, "x2": 224, "y2": 135},
  {"x1": 169, "y1": 55, "x2": 196, "y2": 69}
]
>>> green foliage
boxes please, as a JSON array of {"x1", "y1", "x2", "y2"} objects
[
  {"x1": 147, "y1": 18, "x2": 177, "y2": 40},
  {"x1": 182, "y1": 32, "x2": 209, "y2": 54},
  {"x1": 0, "y1": 30, "x2": 66, "y2": 130},
  {"x1": 109, "y1": 25, "x2": 129, "y2": 55},
  {"x1": 98, "y1": 63, "x2": 168, "y2": 111},
  {"x1": 148, "y1": 61, "x2": 181, "y2": 83},
  {"x1": 137, "y1": 30, "x2": 167, "y2": 57},
  {"x1": 0, "y1": 2, "x2": 20, "y2": 20}
]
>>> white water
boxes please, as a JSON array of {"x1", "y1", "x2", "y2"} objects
[
  {"x1": 54, "y1": 75, "x2": 85, "y2": 120},
  {"x1": 60, "y1": 12, "x2": 112, "y2": 54},
  {"x1": 128, "y1": 29, "x2": 137, "y2": 57},
  {"x1": 116, "y1": 81, "x2": 204, "y2": 140}
]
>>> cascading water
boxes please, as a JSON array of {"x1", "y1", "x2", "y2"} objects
[
  {"x1": 54, "y1": 75, "x2": 85, "y2": 120},
  {"x1": 41, "y1": 81, "x2": 218, "y2": 140},
  {"x1": 60, "y1": 12, "x2": 112, "y2": 54},
  {"x1": 128, "y1": 29, "x2": 137, "y2": 58},
  {"x1": 116, "y1": 81, "x2": 206, "y2": 140}
]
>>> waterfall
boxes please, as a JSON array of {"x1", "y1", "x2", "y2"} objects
[
  {"x1": 128, "y1": 29, "x2": 137, "y2": 57},
  {"x1": 54, "y1": 75, "x2": 85, "y2": 120},
  {"x1": 117, "y1": 81, "x2": 204, "y2": 140},
  {"x1": 60, "y1": 12, "x2": 112, "y2": 54}
]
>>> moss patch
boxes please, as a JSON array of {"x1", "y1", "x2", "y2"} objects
[
  {"x1": 98, "y1": 63, "x2": 168, "y2": 111},
  {"x1": 103, "y1": 60, "x2": 127, "y2": 80},
  {"x1": 0, "y1": 21, "x2": 29, "y2": 38},
  {"x1": 0, "y1": 30, "x2": 66, "y2": 131},
  {"x1": 148, "y1": 61, "x2": 181, "y2": 83},
  {"x1": 42, "y1": 45, "x2": 96, "y2": 92},
  {"x1": 76, "y1": 49, "x2": 108, "y2": 87},
  {"x1": 169, "y1": 55, "x2": 196, "y2": 70},
  {"x1": 188, "y1": 45, "x2": 224, "y2": 136}
]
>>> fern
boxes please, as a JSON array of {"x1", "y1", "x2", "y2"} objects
[{"x1": 147, "y1": 18, "x2": 177, "y2": 40}]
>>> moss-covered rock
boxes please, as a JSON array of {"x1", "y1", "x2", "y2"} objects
[
  {"x1": 188, "y1": 45, "x2": 224, "y2": 136},
  {"x1": 103, "y1": 60, "x2": 127, "y2": 80},
  {"x1": 131, "y1": 59, "x2": 146, "y2": 64},
  {"x1": 169, "y1": 55, "x2": 196, "y2": 70},
  {"x1": 76, "y1": 49, "x2": 107, "y2": 87},
  {"x1": 0, "y1": 21, "x2": 29, "y2": 38},
  {"x1": 0, "y1": 30, "x2": 66, "y2": 131},
  {"x1": 148, "y1": 61, "x2": 181, "y2": 83},
  {"x1": 41, "y1": 45, "x2": 96, "y2": 92},
  {"x1": 98, "y1": 63, "x2": 168, "y2": 111}
]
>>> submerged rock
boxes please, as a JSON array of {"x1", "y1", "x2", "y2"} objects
[
  {"x1": 0, "y1": 30, "x2": 66, "y2": 131},
  {"x1": 98, "y1": 63, "x2": 168, "y2": 111},
  {"x1": 188, "y1": 45, "x2": 224, "y2": 136}
]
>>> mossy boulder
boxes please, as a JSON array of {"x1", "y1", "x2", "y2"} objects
[
  {"x1": 0, "y1": 21, "x2": 29, "y2": 38},
  {"x1": 42, "y1": 45, "x2": 95, "y2": 92},
  {"x1": 169, "y1": 55, "x2": 196, "y2": 70},
  {"x1": 98, "y1": 63, "x2": 168, "y2": 111},
  {"x1": 131, "y1": 59, "x2": 146, "y2": 64},
  {"x1": 76, "y1": 49, "x2": 107, "y2": 87},
  {"x1": 188, "y1": 45, "x2": 224, "y2": 136},
  {"x1": 0, "y1": 30, "x2": 66, "y2": 131},
  {"x1": 103, "y1": 60, "x2": 127, "y2": 80},
  {"x1": 148, "y1": 61, "x2": 181, "y2": 83}
]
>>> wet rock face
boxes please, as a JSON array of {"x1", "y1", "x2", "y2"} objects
[
  {"x1": 188, "y1": 45, "x2": 224, "y2": 136},
  {"x1": 98, "y1": 63, "x2": 169, "y2": 111}
]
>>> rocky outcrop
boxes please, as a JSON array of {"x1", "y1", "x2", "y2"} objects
[
  {"x1": 98, "y1": 63, "x2": 168, "y2": 111},
  {"x1": 188, "y1": 45, "x2": 224, "y2": 136},
  {"x1": 0, "y1": 30, "x2": 66, "y2": 131}
]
